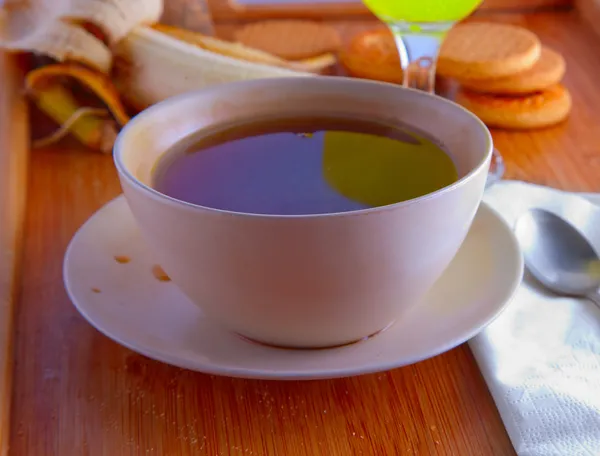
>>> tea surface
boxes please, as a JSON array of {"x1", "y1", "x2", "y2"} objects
[{"x1": 152, "y1": 116, "x2": 458, "y2": 215}]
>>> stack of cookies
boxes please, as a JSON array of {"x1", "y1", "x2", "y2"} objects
[{"x1": 438, "y1": 22, "x2": 571, "y2": 130}]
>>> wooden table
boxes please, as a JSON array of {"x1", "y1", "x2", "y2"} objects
[{"x1": 6, "y1": 7, "x2": 600, "y2": 456}]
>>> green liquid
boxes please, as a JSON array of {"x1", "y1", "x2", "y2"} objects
[
  {"x1": 322, "y1": 128, "x2": 457, "y2": 208},
  {"x1": 363, "y1": 0, "x2": 481, "y2": 23}
]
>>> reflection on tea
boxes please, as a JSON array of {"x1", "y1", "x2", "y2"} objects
[{"x1": 152, "y1": 116, "x2": 458, "y2": 215}]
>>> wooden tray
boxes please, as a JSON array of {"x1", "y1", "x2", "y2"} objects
[
  {"x1": 214, "y1": 0, "x2": 572, "y2": 20},
  {"x1": 0, "y1": 52, "x2": 28, "y2": 456}
]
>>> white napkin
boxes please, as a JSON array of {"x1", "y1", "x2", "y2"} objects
[{"x1": 470, "y1": 180, "x2": 600, "y2": 456}]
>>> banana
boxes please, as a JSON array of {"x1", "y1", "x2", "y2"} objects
[
  {"x1": 112, "y1": 26, "x2": 311, "y2": 109},
  {"x1": 152, "y1": 23, "x2": 336, "y2": 74},
  {"x1": 0, "y1": 0, "x2": 163, "y2": 72}
]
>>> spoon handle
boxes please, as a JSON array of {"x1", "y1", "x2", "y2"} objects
[{"x1": 585, "y1": 291, "x2": 600, "y2": 310}]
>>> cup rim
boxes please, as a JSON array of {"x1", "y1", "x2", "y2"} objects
[{"x1": 114, "y1": 76, "x2": 493, "y2": 219}]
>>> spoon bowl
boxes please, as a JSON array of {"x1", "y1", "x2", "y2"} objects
[{"x1": 515, "y1": 207, "x2": 600, "y2": 307}]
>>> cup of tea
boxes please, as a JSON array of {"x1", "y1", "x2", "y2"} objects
[{"x1": 114, "y1": 77, "x2": 493, "y2": 348}]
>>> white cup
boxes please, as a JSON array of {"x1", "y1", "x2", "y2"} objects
[{"x1": 114, "y1": 77, "x2": 493, "y2": 348}]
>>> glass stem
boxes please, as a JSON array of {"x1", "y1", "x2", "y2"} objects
[{"x1": 388, "y1": 21, "x2": 454, "y2": 94}]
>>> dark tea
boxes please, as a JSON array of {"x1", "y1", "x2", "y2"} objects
[{"x1": 152, "y1": 116, "x2": 458, "y2": 215}]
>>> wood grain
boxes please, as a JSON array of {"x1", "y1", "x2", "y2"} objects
[
  {"x1": 575, "y1": 0, "x2": 600, "y2": 37},
  {"x1": 9, "y1": 8, "x2": 600, "y2": 456},
  {"x1": 0, "y1": 53, "x2": 28, "y2": 456}
]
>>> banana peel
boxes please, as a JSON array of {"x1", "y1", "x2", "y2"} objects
[
  {"x1": 26, "y1": 63, "x2": 130, "y2": 152},
  {"x1": 27, "y1": 63, "x2": 130, "y2": 126},
  {"x1": 1, "y1": 12, "x2": 112, "y2": 73},
  {"x1": 29, "y1": 83, "x2": 116, "y2": 153},
  {"x1": 61, "y1": 0, "x2": 163, "y2": 45},
  {"x1": 0, "y1": 0, "x2": 163, "y2": 72}
]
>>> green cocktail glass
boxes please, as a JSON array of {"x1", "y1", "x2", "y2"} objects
[
  {"x1": 360, "y1": 0, "x2": 504, "y2": 186},
  {"x1": 362, "y1": 0, "x2": 482, "y2": 92}
]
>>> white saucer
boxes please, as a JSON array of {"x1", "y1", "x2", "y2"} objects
[{"x1": 63, "y1": 196, "x2": 523, "y2": 380}]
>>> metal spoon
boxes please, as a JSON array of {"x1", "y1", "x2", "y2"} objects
[{"x1": 515, "y1": 208, "x2": 600, "y2": 309}]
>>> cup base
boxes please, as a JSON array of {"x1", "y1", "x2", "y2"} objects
[{"x1": 235, "y1": 320, "x2": 396, "y2": 350}]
